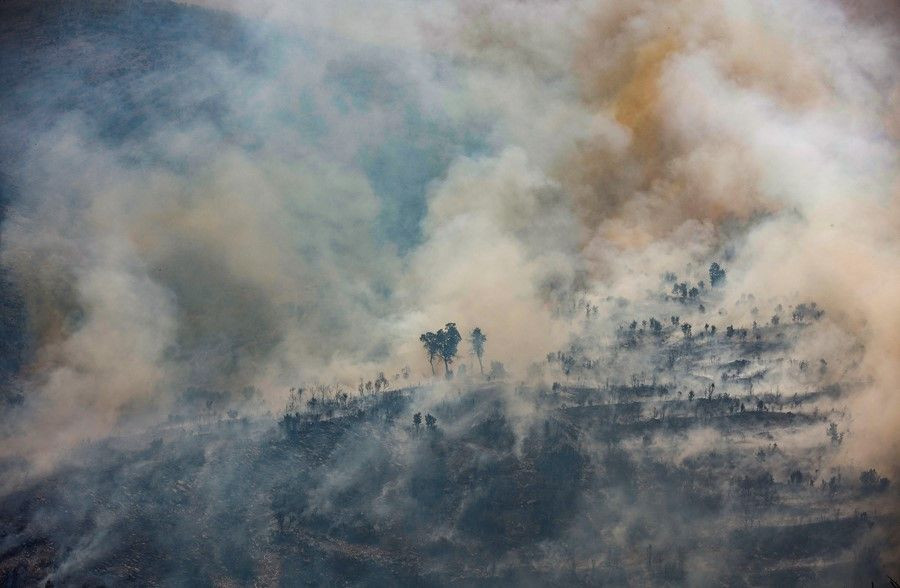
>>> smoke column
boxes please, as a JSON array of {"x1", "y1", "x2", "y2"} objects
[{"x1": 0, "y1": 0, "x2": 897, "y2": 473}]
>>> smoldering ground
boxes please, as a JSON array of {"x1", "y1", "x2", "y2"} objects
[{"x1": 0, "y1": 0, "x2": 898, "y2": 585}]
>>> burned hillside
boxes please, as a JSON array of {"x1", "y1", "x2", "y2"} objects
[
  {"x1": 1, "y1": 263, "x2": 897, "y2": 586},
  {"x1": 1, "y1": 0, "x2": 899, "y2": 585}
]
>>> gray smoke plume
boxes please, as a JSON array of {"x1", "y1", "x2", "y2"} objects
[{"x1": 0, "y1": 0, "x2": 897, "y2": 477}]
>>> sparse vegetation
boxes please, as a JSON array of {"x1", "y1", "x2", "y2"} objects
[{"x1": 0, "y1": 260, "x2": 894, "y2": 586}]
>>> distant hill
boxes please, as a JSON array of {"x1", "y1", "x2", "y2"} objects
[{"x1": 0, "y1": 0, "x2": 252, "y2": 151}]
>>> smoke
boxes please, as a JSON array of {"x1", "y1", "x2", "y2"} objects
[
  {"x1": 408, "y1": 0, "x2": 899, "y2": 470},
  {"x1": 1, "y1": 0, "x2": 898, "y2": 473},
  {"x1": 551, "y1": 0, "x2": 900, "y2": 470}
]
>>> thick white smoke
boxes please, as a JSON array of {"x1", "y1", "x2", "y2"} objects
[{"x1": 1, "y1": 0, "x2": 897, "y2": 473}]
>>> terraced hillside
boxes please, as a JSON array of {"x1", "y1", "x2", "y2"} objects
[{"x1": 1, "y1": 270, "x2": 896, "y2": 586}]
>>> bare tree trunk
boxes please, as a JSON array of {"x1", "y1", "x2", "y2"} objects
[{"x1": 478, "y1": 354, "x2": 483, "y2": 375}]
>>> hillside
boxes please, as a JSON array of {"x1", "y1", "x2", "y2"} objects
[
  {"x1": 1, "y1": 272, "x2": 896, "y2": 586},
  {"x1": 0, "y1": 0, "x2": 897, "y2": 586}
]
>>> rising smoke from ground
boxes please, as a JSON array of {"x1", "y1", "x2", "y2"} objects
[{"x1": 0, "y1": 0, "x2": 897, "y2": 474}]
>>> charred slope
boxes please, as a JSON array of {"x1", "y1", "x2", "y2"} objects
[
  {"x1": 0, "y1": 376, "x2": 896, "y2": 586},
  {"x1": 0, "y1": 388, "x2": 593, "y2": 586}
]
